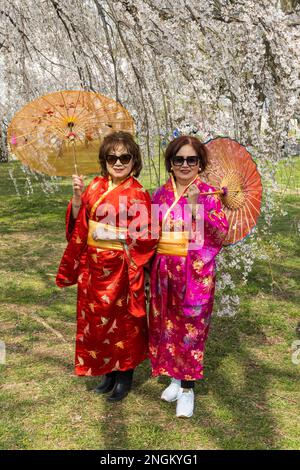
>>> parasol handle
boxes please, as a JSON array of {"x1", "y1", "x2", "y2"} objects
[
  {"x1": 71, "y1": 140, "x2": 78, "y2": 176},
  {"x1": 198, "y1": 186, "x2": 240, "y2": 196}
]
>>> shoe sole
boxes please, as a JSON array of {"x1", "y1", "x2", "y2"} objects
[
  {"x1": 106, "y1": 395, "x2": 129, "y2": 402},
  {"x1": 161, "y1": 396, "x2": 178, "y2": 402},
  {"x1": 93, "y1": 385, "x2": 115, "y2": 394},
  {"x1": 176, "y1": 413, "x2": 193, "y2": 418},
  {"x1": 161, "y1": 388, "x2": 180, "y2": 402}
]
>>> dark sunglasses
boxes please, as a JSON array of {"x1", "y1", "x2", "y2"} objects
[
  {"x1": 105, "y1": 154, "x2": 132, "y2": 165},
  {"x1": 171, "y1": 155, "x2": 199, "y2": 167}
]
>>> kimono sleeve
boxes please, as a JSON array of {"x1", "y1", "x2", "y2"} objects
[
  {"x1": 56, "y1": 200, "x2": 89, "y2": 288},
  {"x1": 198, "y1": 193, "x2": 229, "y2": 264},
  {"x1": 126, "y1": 189, "x2": 158, "y2": 267},
  {"x1": 65, "y1": 186, "x2": 89, "y2": 241},
  {"x1": 65, "y1": 200, "x2": 75, "y2": 241},
  {"x1": 124, "y1": 189, "x2": 158, "y2": 317},
  {"x1": 182, "y1": 194, "x2": 229, "y2": 316}
]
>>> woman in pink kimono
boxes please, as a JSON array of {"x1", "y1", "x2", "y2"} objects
[{"x1": 149, "y1": 136, "x2": 229, "y2": 418}]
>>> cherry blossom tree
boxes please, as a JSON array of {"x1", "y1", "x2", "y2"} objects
[{"x1": 0, "y1": 0, "x2": 299, "y2": 314}]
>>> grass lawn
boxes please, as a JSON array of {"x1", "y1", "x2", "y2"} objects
[{"x1": 0, "y1": 159, "x2": 299, "y2": 450}]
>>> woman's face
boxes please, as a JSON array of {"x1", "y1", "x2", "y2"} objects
[
  {"x1": 171, "y1": 143, "x2": 200, "y2": 185},
  {"x1": 105, "y1": 143, "x2": 134, "y2": 183}
]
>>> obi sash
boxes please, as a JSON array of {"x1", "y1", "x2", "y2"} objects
[
  {"x1": 157, "y1": 231, "x2": 189, "y2": 257},
  {"x1": 87, "y1": 220, "x2": 126, "y2": 251}
]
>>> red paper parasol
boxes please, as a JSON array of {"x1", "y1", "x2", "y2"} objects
[{"x1": 202, "y1": 137, "x2": 263, "y2": 245}]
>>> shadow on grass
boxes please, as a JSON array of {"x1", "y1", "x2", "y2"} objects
[
  {"x1": 2, "y1": 302, "x2": 292, "y2": 450},
  {"x1": 1, "y1": 276, "x2": 298, "y2": 449},
  {"x1": 82, "y1": 362, "x2": 151, "y2": 450},
  {"x1": 201, "y1": 317, "x2": 277, "y2": 449},
  {"x1": 245, "y1": 262, "x2": 300, "y2": 303},
  {"x1": 1, "y1": 163, "x2": 298, "y2": 449},
  {"x1": 74, "y1": 315, "x2": 283, "y2": 449}
]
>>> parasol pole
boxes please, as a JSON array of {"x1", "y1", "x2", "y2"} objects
[
  {"x1": 71, "y1": 141, "x2": 78, "y2": 176},
  {"x1": 198, "y1": 187, "x2": 235, "y2": 196},
  {"x1": 67, "y1": 121, "x2": 78, "y2": 175}
]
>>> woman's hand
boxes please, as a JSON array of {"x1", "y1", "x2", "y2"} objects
[
  {"x1": 72, "y1": 174, "x2": 84, "y2": 199},
  {"x1": 187, "y1": 184, "x2": 200, "y2": 219},
  {"x1": 72, "y1": 174, "x2": 84, "y2": 218}
]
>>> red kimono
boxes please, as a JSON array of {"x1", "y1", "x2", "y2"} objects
[{"x1": 56, "y1": 175, "x2": 156, "y2": 376}]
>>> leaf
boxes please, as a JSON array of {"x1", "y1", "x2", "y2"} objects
[
  {"x1": 103, "y1": 269, "x2": 112, "y2": 277},
  {"x1": 88, "y1": 350, "x2": 97, "y2": 359},
  {"x1": 77, "y1": 356, "x2": 84, "y2": 366},
  {"x1": 101, "y1": 294, "x2": 110, "y2": 304},
  {"x1": 84, "y1": 323, "x2": 90, "y2": 335},
  {"x1": 88, "y1": 303, "x2": 95, "y2": 312},
  {"x1": 107, "y1": 319, "x2": 117, "y2": 334},
  {"x1": 91, "y1": 254, "x2": 98, "y2": 263}
]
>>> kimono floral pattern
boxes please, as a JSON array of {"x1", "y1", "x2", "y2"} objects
[{"x1": 149, "y1": 176, "x2": 229, "y2": 380}]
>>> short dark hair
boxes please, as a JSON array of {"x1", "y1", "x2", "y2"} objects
[
  {"x1": 98, "y1": 131, "x2": 142, "y2": 177},
  {"x1": 164, "y1": 135, "x2": 208, "y2": 173}
]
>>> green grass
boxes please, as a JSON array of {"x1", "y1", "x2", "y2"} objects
[
  {"x1": 275, "y1": 155, "x2": 300, "y2": 193},
  {"x1": 0, "y1": 159, "x2": 299, "y2": 450}
]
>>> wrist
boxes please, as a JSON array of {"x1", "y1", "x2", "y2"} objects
[{"x1": 72, "y1": 196, "x2": 82, "y2": 208}]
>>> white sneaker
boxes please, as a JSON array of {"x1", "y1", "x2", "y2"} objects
[
  {"x1": 176, "y1": 389, "x2": 194, "y2": 418},
  {"x1": 161, "y1": 378, "x2": 181, "y2": 402}
]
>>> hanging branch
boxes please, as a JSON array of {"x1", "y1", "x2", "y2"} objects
[
  {"x1": 93, "y1": 0, "x2": 120, "y2": 103},
  {"x1": 49, "y1": 0, "x2": 93, "y2": 89},
  {"x1": 107, "y1": 2, "x2": 160, "y2": 186}
]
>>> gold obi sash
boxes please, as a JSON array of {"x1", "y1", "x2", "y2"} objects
[
  {"x1": 157, "y1": 231, "x2": 189, "y2": 257},
  {"x1": 87, "y1": 220, "x2": 126, "y2": 251}
]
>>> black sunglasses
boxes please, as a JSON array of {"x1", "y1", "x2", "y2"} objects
[
  {"x1": 105, "y1": 154, "x2": 132, "y2": 165},
  {"x1": 171, "y1": 155, "x2": 199, "y2": 167}
]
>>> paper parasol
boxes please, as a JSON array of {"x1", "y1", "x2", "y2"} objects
[
  {"x1": 7, "y1": 90, "x2": 135, "y2": 176},
  {"x1": 202, "y1": 137, "x2": 263, "y2": 245}
]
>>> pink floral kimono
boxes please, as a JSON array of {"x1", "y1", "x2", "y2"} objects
[{"x1": 149, "y1": 175, "x2": 229, "y2": 381}]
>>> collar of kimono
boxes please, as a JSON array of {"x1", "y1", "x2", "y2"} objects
[
  {"x1": 90, "y1": 174, "x2": 133, "y2": 219},
  {"x1": 162, "y1": 173, "x2": 200, "y2": 227}
]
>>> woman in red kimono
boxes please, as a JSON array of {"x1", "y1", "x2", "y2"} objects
[{"x1": 56, "y1": 131, "x2": 157, "y2": 402}]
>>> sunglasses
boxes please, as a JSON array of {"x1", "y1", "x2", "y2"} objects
[
  {"x1": 105, "y1": 154, "x2": 132, "y2": 166},
  {"x1": 171, "y1": 156, "x2": 199, "y2": 167}
]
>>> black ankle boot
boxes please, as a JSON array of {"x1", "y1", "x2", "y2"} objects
[
  {"x1": 106, "y1": 369, "x2": 134, "y2": 402},
  {"x1": 94, "y1": 372, "x2": 117, "y2": 394}
]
